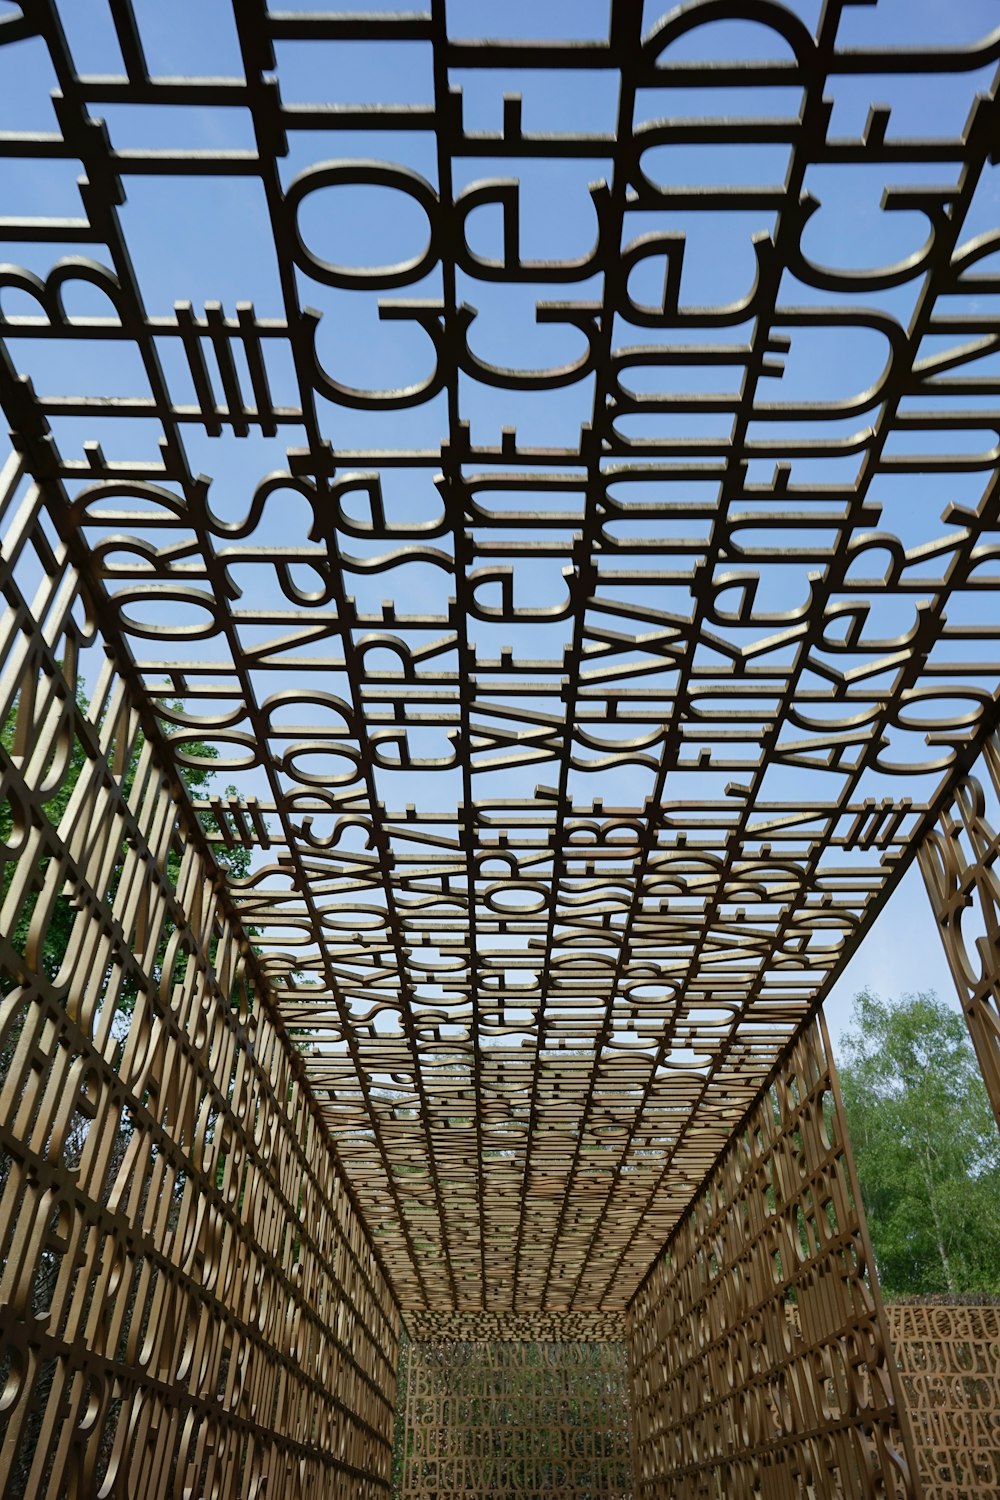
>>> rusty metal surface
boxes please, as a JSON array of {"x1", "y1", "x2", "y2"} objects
[
  {"x1": 0, "y1": 0, "x2": 1000, "y2": 1317},
  {"x1": 0, "y1": 452, "x2": 399, "y2": 1497},
  {"x1": 918, "y1": 732, "x2": 1000, "y2": 1131},
  {"x1": 627, "y1": 1013, "x2": 923, "y2": 1500},
  {"x1": 399, "y1": 1338, "x2": 633, "y2": 1500},
  {"x1": 886, "y1": 1302, "x2": 1000, "y2": 1500}
]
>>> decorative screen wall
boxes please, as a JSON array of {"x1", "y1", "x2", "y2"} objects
[
  {"x1": 398, "y1": 1337, "x2": 634, "y2": 1500},
  {"x1": 0, "y1": 453, "x2": 399, "y2": 1499},
  {"x1": 887, "y1": 1302, "x2": 1000, "y2": 1500},
  {"x1": 0, "y1": 0, "x2": 999, "y2": 1315},
  {"x1": 1, "y1": 2, "x2": 999, "y2": 1496},
  {"x1": 627, "y1": 1015, "x2": 921, "y2": 1500},
  {"x1": 919, "y1": 735, "x2": 1000, "y2": 1132}
]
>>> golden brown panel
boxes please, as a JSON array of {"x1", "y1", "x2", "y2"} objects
[
  {"x1": 887, "y1": 1303, "x2": 1000, "y2": 1500},
  {"x1": 405, "y1": 1310, "x2": 626, "y2": 1343},
  {"x1": 399, "y1": 1338, "x2": 634, "y2": 1500},
  {"x1": 918, "y1": 737, "x2": 1000, "y2": 1132},
  {"x1": 627, "y1": 1014, "x2": 922, "y2": 1500},
  {"x1": 0, "y1": 456, "x2": 399, "y2": 1498}
]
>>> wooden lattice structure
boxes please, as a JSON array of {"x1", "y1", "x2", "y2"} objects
[
  {"x1": 0, "y1": 456, "x2": 400, "y2": 1498},
  {"x1": 0, "y1": 1, "x2": 998, "y2": 1495},
  {"x1": 887, "y1": 1302, "x2": 1000, "y2": 1500},
  {"x1": 629, "y1": 1017, "x2": 915, "y2": 1500},
  {"x1": 399, "y1": 1339, "x2": 633, "y2": 1500}
]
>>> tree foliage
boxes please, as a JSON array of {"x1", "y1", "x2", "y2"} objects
[{"x1": 839, "y1": 989, "x2": 1000, "y2": 1296}]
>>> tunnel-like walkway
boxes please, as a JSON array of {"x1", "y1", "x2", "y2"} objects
[{"x1": 1, "y1": 2, "x2": 999, "y2": 1496}]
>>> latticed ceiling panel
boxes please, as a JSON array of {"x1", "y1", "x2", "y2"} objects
[{"x1": 2, "y1": 0, "x2": 1000, "y2": 1312}]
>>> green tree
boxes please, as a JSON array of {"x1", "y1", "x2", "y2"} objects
[{"x1": 839, "y1": 989, "x2": 1000, "y2": 1296}]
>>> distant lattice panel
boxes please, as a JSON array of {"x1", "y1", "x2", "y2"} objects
[
  {"x1": 887, "y1": 1302, "x2": 1000, "y2": 1500},
  {"x1": 405, "y1": 1309, "x2": 627, "y2": 1343},
  {"x1": 399, "y1": 1338, "x2": 634, "y2": 1500}
]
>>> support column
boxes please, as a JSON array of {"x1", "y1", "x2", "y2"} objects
[
  {"x1": 627, "y1": 1013, "x2": 923, "y2": 1500},
  {"x1": 917, "y1": 733, "x2": 1000, "y2": 1130}
]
